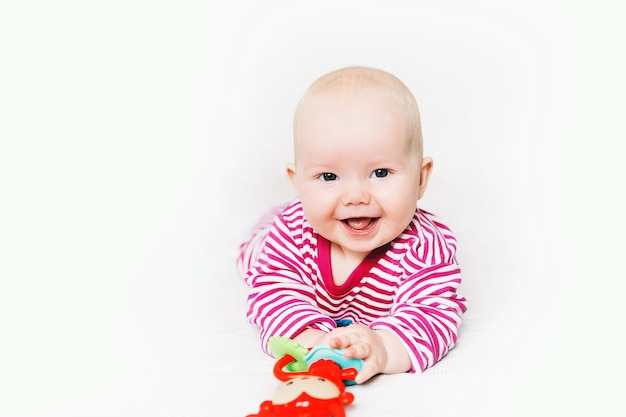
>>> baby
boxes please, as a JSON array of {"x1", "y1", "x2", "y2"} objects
[{"x1": 237, "y1": 66, "x2": 467, "y2": 384}]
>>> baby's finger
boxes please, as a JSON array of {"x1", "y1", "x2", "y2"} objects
[
  {"x1": 343, "y1": 342, "x2": 371, "y2": 359},
  {"x1": 328, "y1": 333, "x2": 354, "y2": 348},
  {"x1": 355, "y1": 359, "x2": 378, "y2": 384}
]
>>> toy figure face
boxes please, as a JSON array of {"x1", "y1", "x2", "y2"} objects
[
  {"x1": 246, "y1": 357, "x2": 355, "y2": 417},
  {"x1": 273, "y1": 376, "x2": 341, "y2": 405}
]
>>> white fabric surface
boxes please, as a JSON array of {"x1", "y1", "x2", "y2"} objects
[{"x1": 2, "y1": 1, "x2": 624, "y2": 416}]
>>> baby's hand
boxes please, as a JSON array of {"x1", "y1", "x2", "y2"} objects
[{"x1": 325, "y1": 324, "x2": 389, "y2": 384}]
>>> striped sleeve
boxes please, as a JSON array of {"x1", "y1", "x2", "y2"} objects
[
  {"x1": 370, "y1": 262, "x2": 466, "y2": 372},
  {"x1": 370, "y1": 212, "x2": 467, "y2": 372},
  {"x1": 245, "y1": 212, "x2": 336, "y2": 355}
]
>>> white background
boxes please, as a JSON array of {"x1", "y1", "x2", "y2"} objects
[{"x1": 1, "y1": 1, "x2": 624, "y2": 416}]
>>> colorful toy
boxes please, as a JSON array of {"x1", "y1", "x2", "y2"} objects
[{"x1": 245, "y1": 337, "x2": 363, "y2": 417}]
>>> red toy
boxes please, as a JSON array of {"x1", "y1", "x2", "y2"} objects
[{"x1": 246, "y1": 349, "x2": 358, "y2": 417}]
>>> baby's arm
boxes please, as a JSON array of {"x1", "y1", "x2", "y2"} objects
[
  {"x1": 371, "y1": 262, "x2": 467, "y2": 372},
  {"x1": 247, "y1": 276, "x2": 336, "y2": 354},
  {"x1": 245, "y1": 216, "x2": 338, "y2": 354}
]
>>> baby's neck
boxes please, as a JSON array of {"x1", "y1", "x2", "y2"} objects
[{"x1": 330, "y1": 244, "x2": 369, "y2": 286}]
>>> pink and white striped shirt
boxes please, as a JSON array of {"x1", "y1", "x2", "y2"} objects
[{"x1": 240, "y1": 199, "x2": 467, "y2": 373}]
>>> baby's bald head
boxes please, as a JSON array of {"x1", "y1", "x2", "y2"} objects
[{"x1": 293, "y1": 66, "x2": 423, "y2": 159}]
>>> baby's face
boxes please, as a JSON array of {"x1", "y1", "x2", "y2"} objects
[{"x1": 289, "y1": 90, "x2": 424, "y2": 258}]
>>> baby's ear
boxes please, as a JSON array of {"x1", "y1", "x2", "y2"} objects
[
  {"x1": 286, "y1": 163, "x2": 298, "y2": 193},
  {"x1": 417, "y1": 157, "x2": 433, "y2": 200}
]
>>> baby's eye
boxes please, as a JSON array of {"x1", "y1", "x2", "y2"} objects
[
  {"x1": 371, "y1": 169, "x2": 389, "y2": 178},
  {"x1": 320, "y1": 173, "x2": 338, "y2": 182}
]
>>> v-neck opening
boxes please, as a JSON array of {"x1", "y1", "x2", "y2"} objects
[{"x1": 318, "y1": 236, "x2": 389, "y2": 297}]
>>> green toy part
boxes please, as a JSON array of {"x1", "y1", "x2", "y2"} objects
[{"x1": 268, "y1": 336, "x2": 310, "y2": 372}]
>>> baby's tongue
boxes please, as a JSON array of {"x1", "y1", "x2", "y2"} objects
[{"x1": 347, "y1": 218, "x2": 371, "y2": 230}]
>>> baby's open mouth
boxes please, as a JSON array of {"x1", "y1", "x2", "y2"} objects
[{"x1": 342, "y1": 217, "x2": 378, "y2": 231}]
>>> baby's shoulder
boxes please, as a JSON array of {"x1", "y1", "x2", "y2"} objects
[
  {"x1": 274, "y1": 200, "x2": 317, "y2": 246},
  {"x1": 400, "y1": 209, "x2": 458, "y2": 264},
  {"x1": 414, "y1": 208, "x2": 456, "y2": 236}
]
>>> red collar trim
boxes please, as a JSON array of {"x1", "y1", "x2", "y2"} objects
[{"x1": 317, "y1": 236, "x2": 389, "y2": 297}]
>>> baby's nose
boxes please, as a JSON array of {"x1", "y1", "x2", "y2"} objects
[{"x1": 341, "y1": 181, "x2": 370, "y2": 205}]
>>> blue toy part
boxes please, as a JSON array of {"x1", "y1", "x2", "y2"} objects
[{"x1": 304, "y1": 345, "x2": 364, "y2": 385}]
